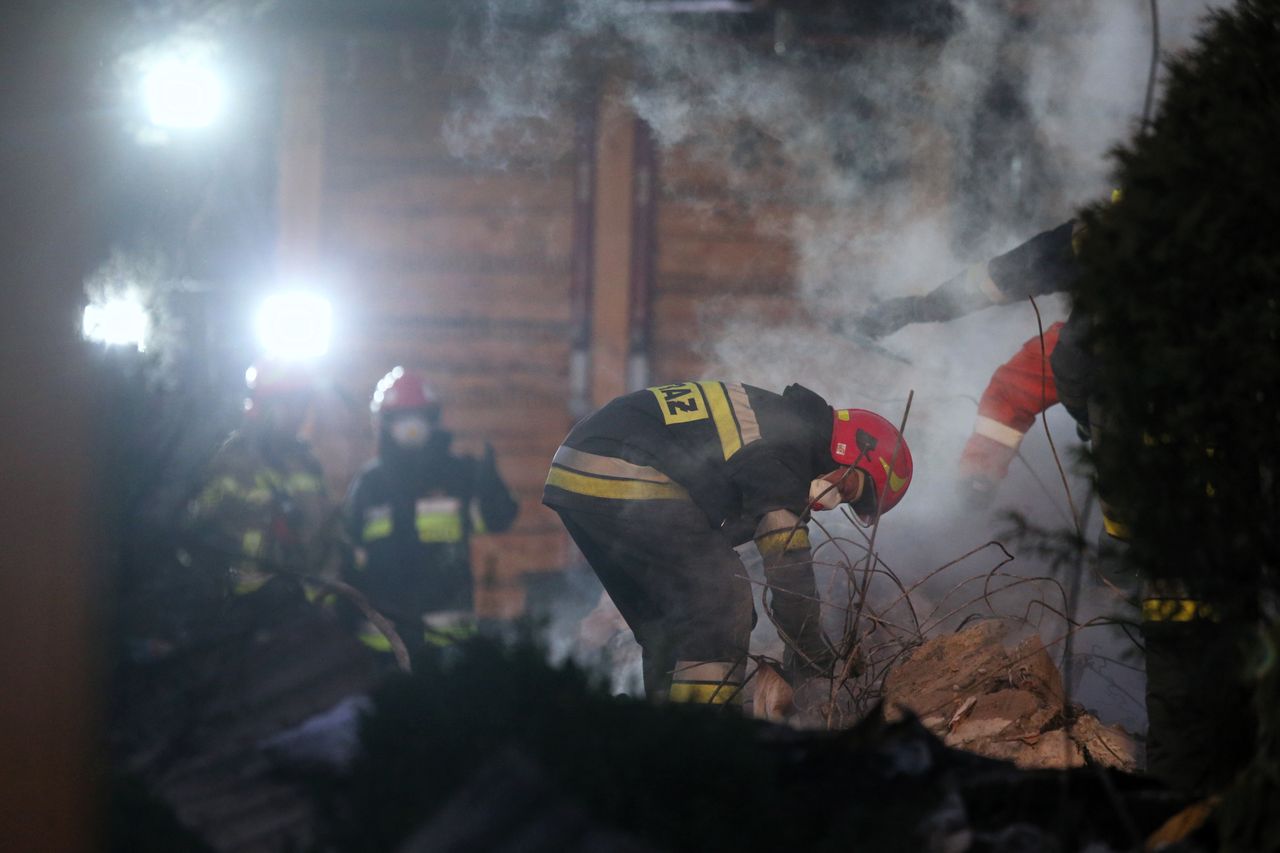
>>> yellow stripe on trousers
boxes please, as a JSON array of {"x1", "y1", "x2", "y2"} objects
[
  {"x1": 668, "y1": 681, "x2": 742, "y2": 704},
  {"x1": 697, "y1": 381, "x2": 743, "y2": 460}
]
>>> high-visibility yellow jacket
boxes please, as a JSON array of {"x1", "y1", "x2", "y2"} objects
[{"x1": 186, "y1": 430, "x2": 331, "y2": 596}]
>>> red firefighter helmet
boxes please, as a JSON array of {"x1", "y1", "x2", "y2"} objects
[
  {"x1": 370, "y1": 367, "x2": 440, "y2": 418},
  {"x1": 243, "y1": 361, "x2": 315, "y2": 415},
  {"x1": 831, "y1": 408, "x2": 913, "y2": 518}
]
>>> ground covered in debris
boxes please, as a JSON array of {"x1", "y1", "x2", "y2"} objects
[
  {"x1": 286, "y1": 638, "x2": 1197, "y2": 853},
  {"x1": 878, "y1": 621, "x2": 1138, "y2": 772}
]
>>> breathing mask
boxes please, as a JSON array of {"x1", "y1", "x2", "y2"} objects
[{"x1": 388, "y1": 414, "x2": 431, "y2": 449}]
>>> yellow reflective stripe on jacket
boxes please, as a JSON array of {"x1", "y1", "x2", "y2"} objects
[
  {"x1": 545, "y1": 465, "x2": 690, "y2": 501},
  {"x1": 231, "y1": 566, "x2": 270, "y2": 596},
  {"x1": 1142, "y1": 598, "x2": 1215, "y2": 623},
  {"x1": 1102, "y1": 513, "x2": 1131, "y2": 540},
  {"x1": 416, "y1": 512, "x2": 463, "y2": 543},
  {"x1": 415, "y1": 497, "x2": 464, "y2": 543},
  {"x1": 424, "y1": 621, "x2": 478, "y2": 647},
  {"x1": 724, "y1": 382, "x2": 761, "y2": 445},
  {"x1": 470, "y1": 501, "x2": 488, "y2": 534},
  {"x1": 552, "y1": 446, "x2": 674, "y2": 483},
  {"x1": 754, "y1": 510, "x2": 808, "y2": 557},
  {"x1": 241, "y1": 528, "x2": 264, "y2": 557},
  {"x1": 286, "y1": 472, "x2": 323, "y2": 493},
  {"x1": 697, "y1": 381, "x2": 743, "y2": 461},
  {"x1": 362, "y1": 504, "x2": 392, "y2": 542},
  {"x1": 756, "y1": 528, "x2": 811, "y2": 557},
  {"x1": 357, "y1": 621, "x2": 393, "y2": 652},
  {"x1": 363, "y1": 516, "x2": 393, "y2": 541}
]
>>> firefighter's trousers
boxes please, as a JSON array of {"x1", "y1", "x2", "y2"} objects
[
  {"x1": 1142, "y1": 609, "x2": 1254, "y2": 794},
  {"x1": 555, "y1": 501, "x2": 753, "y2": 703}
]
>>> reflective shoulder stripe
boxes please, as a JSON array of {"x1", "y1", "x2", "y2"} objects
[
  {"x1": 967, "y1": 260, "x2": 1006, "y2": 304},
  {"x1": 552, "y1": 446, "x2": 673, "y2": 483},
  {"x1": 545, "y1": 465, "x2": 690, "y2": 501},
  {"x1": 470, "y1": 500, "x2": 487, "y2": 534},
  {"x1": 974, "y1": 415, "x2": 1027, "y2": 449},
  {"x1": 696, "y1": 381, "x2": 743, "y2": 460},
  {"x1": 724, "y1": 382, "x2": 761, "y2": 446}
]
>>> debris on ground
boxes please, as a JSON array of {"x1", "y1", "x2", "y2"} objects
[{"x1": 881, "y1": 620, "x2": 1140, "y2": 772}]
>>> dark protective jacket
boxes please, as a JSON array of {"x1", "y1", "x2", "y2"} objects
[
  {"x1": 186, "y1": 429, "x2": 331, "y2": 597},
  {"x1": 871, "y1": 219, "x2": 1096, "y2": 429},
  {"x1": 344, "y1": 430, "x2": 518, "y2": 617},
  {"x1": 543, "y1": 381, "x2": 839, "y2": 679},
  {"x1": 543, "y1": 381, "x2": 834, "y2": 538}
]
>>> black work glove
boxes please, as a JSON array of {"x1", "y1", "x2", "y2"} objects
[
  {"x1": 782, "y1": 639, "x2": 840, "y2": 683},
  {"x1": 852, "y1": 296, "x2": 924, "y2": 339}
]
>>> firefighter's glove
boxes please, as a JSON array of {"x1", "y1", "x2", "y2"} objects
[
  {"x1": 782, "y1": 639, "x2": 839, "y2": 683},
  {"x1": 960, "y1": 474, "x2": 998, "y2": 510},
  {"x1": 853, "y1": 296, "x2": 922, "y2": 339}
]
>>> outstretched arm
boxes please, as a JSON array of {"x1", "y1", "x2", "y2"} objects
[
  {"x1": 852, "y1": 219, "x2": 1079, "y2": 339},
  {"x1": 755, "y1": 510, "x2": 833, "y2": 677}
]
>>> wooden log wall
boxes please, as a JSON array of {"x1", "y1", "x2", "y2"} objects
[
  {"x1": 286, "y1": 32, "x2": 577, "y2": 618},
  {"x1": 280, "y1": 30, "x2": 948, "y2": 618}
]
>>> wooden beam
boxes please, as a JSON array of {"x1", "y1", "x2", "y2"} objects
[
  {"x1": 276, "y1": 35, "x2": 327, "y2": 274},
  {"x1": 590, "y1": 90, "x2": 639, "y2": 407},
  {"x1": 0, "y1": 5, "x2": 106, "y2": 851}
]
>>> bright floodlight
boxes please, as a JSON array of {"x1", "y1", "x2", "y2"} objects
[
  {"x1": 142, "y1": 55, "x2": 226, "y2": 130},
  {"x1": 255, "y1": 291, "x2": 333, "y2": 361},
  {"x1": 83, "y1": 296, "x2": 149, "y2": 351}
]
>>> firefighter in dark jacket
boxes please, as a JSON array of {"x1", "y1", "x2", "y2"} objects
[
  {"x1": 186, "y1": 360, "x2": 332, "y2": 615},
  {"x1": 854, "y1": 217, "x2": 1096, "y2": 433},
  {"x1": 849, "y1": 212, "x2": 1247, "y2": 793},
  {"x1": 344, "y1": 368, "x2": 518, "y2": 656},
  {"x1": 543, "y1": 381, "x2": 913, "y2": 703}
]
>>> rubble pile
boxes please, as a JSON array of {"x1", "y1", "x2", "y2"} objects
[{"x1": 882, "y1": 620, "x2": 1139, "y2": 772}]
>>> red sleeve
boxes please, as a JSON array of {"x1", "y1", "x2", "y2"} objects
[{"x1": 960, "y1": 322, "x2": 1063, "y2": 481}]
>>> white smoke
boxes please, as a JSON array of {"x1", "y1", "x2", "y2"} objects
[{"x1": 444, "y1": 0, "x2": 1229, "y2": 728}]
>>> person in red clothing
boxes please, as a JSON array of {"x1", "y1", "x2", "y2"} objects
[{"x1": 958, "y1": 322, "x2": 1063, "y2": 505}]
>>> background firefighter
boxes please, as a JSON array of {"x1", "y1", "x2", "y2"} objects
[
  {"x1": 184, "y1": 360, "x2": 333, "y2": 624},
  {"x1": 543, "y1": 380, "x2": 913, "y2": 704},
  {"x1": 343, "y1": 367, "x2": 518, "y2": 659},
  {"x1": 958, "y1": 322, "x2": 1064, "y2": 506}
]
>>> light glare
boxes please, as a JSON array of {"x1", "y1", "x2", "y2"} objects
[
  {"x1": 255, "y1": 291, "x2": 333, "y2": 361},
  {"x1": 142, "y1": 56, "x2": 225, "y2": 129},
  {"x1": 83, "y1": 297, "x2": 149, "y2": 351}
]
